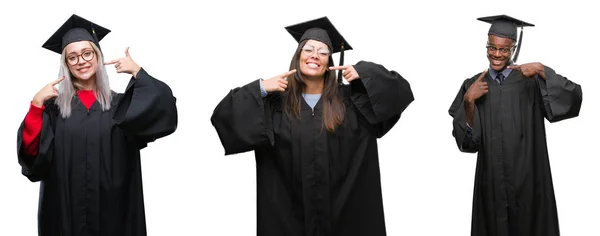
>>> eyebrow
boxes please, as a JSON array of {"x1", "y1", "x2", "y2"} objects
[
  {"x1": 67, "y1": 48, "x2": 94, "y2": 55},
  {"x1": 486, "y1": 42, "x2": 512, "y2": 48},
  {"x1": 302, "y1": 44, "x2": 330, "y2": 51}
]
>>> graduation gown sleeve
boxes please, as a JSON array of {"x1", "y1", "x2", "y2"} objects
[
  {"x1": 448, "y1": 76, "x2": 482, "y2": 153},
  {"x1": 211, "y1": 79, "x2": 274, "y2": 155},
  {"x1": 536, "y1": 66, "x2": 582, "y2": 122},
  {"x1": 16, "y1": 100, "x2": 58, "y2": 182},
  {"x1": 351, "y1": 60, "x2": 414, "y2": 138},
  {"x1": 113, "y1": 68, "x2": 178, "y2": 147}
]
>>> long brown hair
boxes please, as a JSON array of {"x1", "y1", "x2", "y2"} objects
[{"x1": 284, "y1": 40, "x2": 345, "y2": 132}]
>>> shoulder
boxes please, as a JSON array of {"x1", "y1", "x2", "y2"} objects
[
  {"x1": 461, "y1": 72, "x2": 486, "y2": 88},
  {"x1": 110, "y1": 90, "x2": 125, "y2": 107},
  {"x1": 264, "y1": 92, "x2": 284, "y2": 109},
  {"x1": 44, "y1": 98, "x2": 59, "y2": 111},
  {"x1": 467, "y1": 71, "x2": 485, "y2": 82},
  {"x1": 338, "y1": 84, "x2": 352, "y2": 98}
]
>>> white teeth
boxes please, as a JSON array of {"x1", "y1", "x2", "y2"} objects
[{"x1": 307, "y1": 63, "x2": 319, "y2": 68}]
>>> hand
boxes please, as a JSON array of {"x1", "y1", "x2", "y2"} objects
[
  {"x1": 262, "y1": 69, "x2": 295, "y2": 93},
  {"x1": 329, "y1": 65, "x2": 360, "y2": 82},
  {"x1": 32, "y1": 76, "x2": 64, "y2": 108},
  {"x1": 105, "y1": 47, "x2": 142, "y2": 78},
  {"x1": 507, "y1": 62, "x2": 545, "y2": 79},
  {"x1": 464, "y1": 69, "x2": 489, "y2": 103}
]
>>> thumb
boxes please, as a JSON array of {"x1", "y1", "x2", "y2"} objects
[{"x1": 125, "y1": 47, "x2": 131, "y2": 58}]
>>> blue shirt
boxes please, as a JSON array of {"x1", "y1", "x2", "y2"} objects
[
  {"x1": 302, "y1": 93, "x2": 321, "y2": 110},
  {"x1": 259, "y1": 80, "x2": 321, "y2": 109},
  {"x1": 488, "y1": 65, "x2": 513, "y2": 84}
]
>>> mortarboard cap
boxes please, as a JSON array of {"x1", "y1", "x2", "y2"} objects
[
  {"x1": 285, "y1": 17, "x2": 352, "y2": 82},
  {"x1": 42, "y1": 14, "x2": 111, "y2": 54},
  {"x1": 478, "y1": 15, "x2": 534, "y2": 63}
]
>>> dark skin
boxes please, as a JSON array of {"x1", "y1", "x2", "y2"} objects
[{"x1": 464, "y1": 35, "x2": 547, "y2": 126}]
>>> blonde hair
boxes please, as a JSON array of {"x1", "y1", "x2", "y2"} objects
[{"x1": 55, "y1": 42, "x2": 112, "y2": 118}]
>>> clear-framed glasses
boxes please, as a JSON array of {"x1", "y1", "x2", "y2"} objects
[
  {"x1": 302, "y1": 45, "x2": 330, "y2": 58},
  {"x1": 66, "y1": 50, "x2": 96, "y2": 66},
  {"x1": 486, "y1": 44, "x2": 514, "y2": 54}
]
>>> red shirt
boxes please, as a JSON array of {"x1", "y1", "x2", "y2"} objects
[{"x1": 22, "y1": 90, "x2": 96, "y2": 156}]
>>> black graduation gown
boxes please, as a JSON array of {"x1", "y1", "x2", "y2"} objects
[
  {"x1": 448, "y1": 66, "x2": 582, "y2": 236},
  {"x1": 16, "y1": 68, "x2": 178, "y2": 236},
  {"x1": 211, "y1": 61, "x2": 414, "y2": 236}
]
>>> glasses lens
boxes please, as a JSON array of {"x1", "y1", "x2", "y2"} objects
[
  {"x1": 318, "y1": 48, "x2": 330, "y2": 57},
  {"x1": 67, "y1": 56, "x2": 79, "y2": 65},
  {"x1": 302, "y1": 45, "x2": 314, "y2": 55},
  {"x1": 82, "y1": 51, "x2": 94, "y2": 61}
]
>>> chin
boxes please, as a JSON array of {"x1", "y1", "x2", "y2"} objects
[
  {"x1": 488, "y1": 61, "x2": 508, "y2": 71},
  {"x1": 75, "y1": 73, "x2": 95, "y2": 81},
  {"x1": 300, "y1": 69, "x2": 325, "y2": 77}
]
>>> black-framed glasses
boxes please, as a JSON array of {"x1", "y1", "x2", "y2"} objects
[
  {"x1": 66, "y1": 50, "x2": 96, "y2": 66},
  {"x1": 486, "y1": 45, "x2": 514, "y2": 54},
  {"x1": 302, "y1": 45, "x2": 330, "y2": 58}
]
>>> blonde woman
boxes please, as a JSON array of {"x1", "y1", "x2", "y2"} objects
[{"x1": 16, "y1": 14, "x2": 177, "y2": 236}]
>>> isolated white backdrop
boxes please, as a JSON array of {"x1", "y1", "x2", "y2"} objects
[{"x1": 0, "y1": 0, "x2": 597, "y2": 235}]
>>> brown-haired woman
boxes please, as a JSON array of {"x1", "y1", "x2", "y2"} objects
[{"x1": 211, "y1": 17, "x2": 413, "y2": 236}]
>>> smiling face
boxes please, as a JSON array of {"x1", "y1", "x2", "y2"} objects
[
  {"x1": 65, "y1": 41, "x2": 98, "y2": 81},
  {"x1": 486, "y1": 35, "x2": 515, "y2": 71},
  {"x1": 299, "y1": 39, "x2": 330, "y2": 78}
]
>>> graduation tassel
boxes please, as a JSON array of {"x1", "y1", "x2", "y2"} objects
[
  {"x1": 337, "y1": 43, "x2": 345, "y2": 84},
  {"x1": 512, "y1": 25, "x2": 524, "y2": 63},
  {"x1": 91, "y1": 23, "x2": 102, "y2": 52}
]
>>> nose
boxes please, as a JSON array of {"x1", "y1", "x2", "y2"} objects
[{"x1": 492, "y1": 49, "x2": 503, "y2": 58}]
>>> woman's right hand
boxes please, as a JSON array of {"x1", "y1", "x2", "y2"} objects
[
  {"x1": 32, "y1": 76, "x2": 64, "y2": 108},
  {"x1": 261, "y1": 69, "x2": 295, "y2": 93}
]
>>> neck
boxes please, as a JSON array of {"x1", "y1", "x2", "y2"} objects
[
  {"x1": 303, "y1": 76, "x2": 324, "y2": 94},
  {"x1": 77, "y1": 76, "x2": 97, "y2": 90}
]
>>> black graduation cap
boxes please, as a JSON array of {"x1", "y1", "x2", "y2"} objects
[
  {"x1": 285, "y1": 17, "x2": 352, "y2": 82},
  {"x1": 42, "y1": 14, "x2": 111, "y2": 54},
  {"x1": 478, "y1": 15, "x2": 534, "y2": 63}
]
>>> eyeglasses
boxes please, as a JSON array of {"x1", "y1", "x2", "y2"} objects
[
  {"x1": 486, "y1": 45, "x2": 514, "y2": 54},
  {"x1": 66, "y1": 50, "x2": 96, "y2": 66},
  {"x1": 302, "y1": 45, "x2": 330, "y2": 58}
]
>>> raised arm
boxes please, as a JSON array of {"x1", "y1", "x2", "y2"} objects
[{"x1": 332, "y1": 61, "x2": 414, "y2": 138}]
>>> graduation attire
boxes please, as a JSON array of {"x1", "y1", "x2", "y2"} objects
[
  {"x1": 211, "y1": 17, "x2": 414, "y2": 236},
  {"x1": 16, "y1": 14, "x2": 178, "y2": 236},
  {"x1": 448, "y1": 15, "x2": 583, "y2": 236}
]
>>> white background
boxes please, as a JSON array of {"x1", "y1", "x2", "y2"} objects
[{"x1": 0, "y1": 0, "x2": 598, "y2": 235}]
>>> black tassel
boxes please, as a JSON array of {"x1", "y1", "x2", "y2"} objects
[
  {"x1": 91, "y1": 23, "x2": 102, "y2": 52},
  {"x1": 512, "y1": 26, "x2": 523, "y2": 63},
  {"x1": 337, "y1": 43, "x2": 345, "y2": 84}
]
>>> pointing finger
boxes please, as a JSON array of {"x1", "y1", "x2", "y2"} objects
[
  {"x1": 328, "y1": 65, "x2": 348, "y2": 71},
  {"x1": 477, "y1": 69, "x2": 489, "y2": 82},
  {"x1": 507, "y1": 64, "x2": 520, "y2": 70},
  {"x1": 280, "y1": 69, "x2": 297, "y2": 77},
  {"x1": 52, "y1": 76, "x2": 65, "y2": 85},
  {"x1": 104, "y1": 59, "x2": 119, "y2": 65}
]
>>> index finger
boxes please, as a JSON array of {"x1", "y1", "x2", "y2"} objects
[
  {"x1": 52, "y1": 76, "x2": 65, "y2": 85},
  {"x1": 477, "y1": 69, "x2": 488, "y2": 82},
  {"x1": 104, "y1": 59, "x2": 119, "y2": 65},
  {"x1": 280, "y1": 69, "x2": 297, "y2": 78},
  {"x1": 328, "y1": 65, "x2": 348, "y2": 71},
  {"x1": 506, "y1": 65, "x2": 520, "y2": 70}
]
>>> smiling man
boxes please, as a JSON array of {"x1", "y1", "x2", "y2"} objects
[{"x1": 448, "y1": 15, "x2": 583, "y2": 236}]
